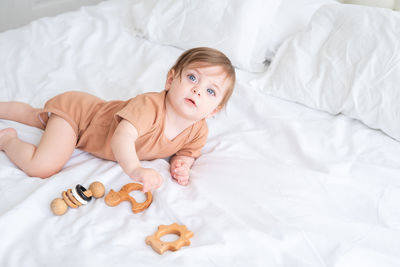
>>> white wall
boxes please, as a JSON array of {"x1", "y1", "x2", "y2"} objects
[
  {"x1": 341, "y1": 0, "x2": 400, "y2": 10},
  {"x1": 0, "y1": 0, "x2": 106, "y2": 33},
  {"x1": 1, "y1": 0, "x2": 398, "y2": 33}
]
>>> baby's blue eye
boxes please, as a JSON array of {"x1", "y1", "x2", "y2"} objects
[
  {"x1": 207, "y1": 88, "x2": 215, "y2": 96},
  {"x1": 188, "y1": 74, "x2": 196, "y2": 82}
]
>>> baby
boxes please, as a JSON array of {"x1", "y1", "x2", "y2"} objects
[{"x1": 0, "y1": 47, "x2": 236, "y2": 192}]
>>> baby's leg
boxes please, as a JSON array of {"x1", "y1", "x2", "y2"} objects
[
  {"x1": 0, "y1": 114, "x2": 76, "y2": 178},
  {"x1": 0, "y1": 101, "x2": 43, "y2": 128}
]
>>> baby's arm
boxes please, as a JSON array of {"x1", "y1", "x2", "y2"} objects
[
  {"x1": 111, "y1": 119, "x2": 163, "y2": 192},
  {"x1": 170, "y1": 155, "x2": 195, "y2": 185}
]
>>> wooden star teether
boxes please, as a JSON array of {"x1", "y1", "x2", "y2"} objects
[
  {"x1": 146, "y1": 223, "x2": 194, "y2": 254},
  {"x1": 104, "y1": 183, "x2": 152, "y2": 213},
  {"x1": 50, "y1": 181, "x2": 105, "y2": 216}
]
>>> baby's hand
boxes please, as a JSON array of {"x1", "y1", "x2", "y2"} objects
[
  {"x1": 170, "y1": 159, "x2": 190, "y2": 186},
  {"x1": 131, "y1": 167, "x2": 163, "y2": 192}
]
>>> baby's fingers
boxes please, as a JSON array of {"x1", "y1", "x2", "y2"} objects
[
  {"x1": 173, "y1": 166, "x2": 187, "y2": 173},
  {"x1": 173, "y1": 159, "x2": 185, "y2": 168},
  {"x1": 142, "y1": 182, "x2": 152, "y2": 193},
  {"x1": 142, "y1": 177, "x2": 162, "y2": 192},
  {"x1": 173, "y1": 173, "x2": 188, "y2": 180},
  {"x1": 177, "y1": 177, "x2": 189, "y2": 186}
]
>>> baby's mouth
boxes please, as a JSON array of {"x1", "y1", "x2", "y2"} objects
[{"x1": 185, "y1": 98, "x2": 196, "y2": 107}]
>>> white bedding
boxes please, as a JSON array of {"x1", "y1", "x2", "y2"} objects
[
  {"x1": 1, "y1": 1, "x2": 400, "y2": 266},
  {"x1": 259, "y1": 4, "x2": 400, "y2": 142}
]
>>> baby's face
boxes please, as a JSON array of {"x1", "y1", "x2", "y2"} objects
[{"x1": 165, "y1": 64, "x2": 231, "y2": 122}]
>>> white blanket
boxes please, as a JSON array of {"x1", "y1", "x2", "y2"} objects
[{"x1": 1, "y1": 1, "x2": 400, "y2": 266}]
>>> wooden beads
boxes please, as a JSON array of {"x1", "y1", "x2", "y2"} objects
[
  {"x1": 50, "y1": 198, "x2": 68, "y2": 216},
  {"x1": 89, "y1": 181, "x2": 105, "y2": 198},
  {"x1": 50, "y1": 181, "x2": 105, "y2": 216}
]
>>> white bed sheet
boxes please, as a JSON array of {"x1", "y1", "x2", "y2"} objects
[{"x1": 1, "y1": 1, "x2": 400, "y2": 266}]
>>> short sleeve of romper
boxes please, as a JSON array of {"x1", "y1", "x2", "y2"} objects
[
  {"x1": 114, "y1": 94, "x2": 158, "y2": 137},
  {"x1": 175, "y1": 122, "x2": 208, "y2": 158}
]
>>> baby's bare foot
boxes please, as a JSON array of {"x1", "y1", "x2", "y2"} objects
[{"x1": 0, "y1": 128, "x2": 17, "y2": 150}]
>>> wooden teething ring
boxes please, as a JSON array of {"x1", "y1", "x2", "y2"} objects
[
  {"x1": 146, "y1": 223, "x2": 194, "y2": 254},
  {"x1": 104, "y1": 183, "x2": 152, "y2": 213}
]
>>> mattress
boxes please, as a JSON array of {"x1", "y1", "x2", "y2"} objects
[{"x1": 1, "y1": 0, "x2": 400, "y2": 266}]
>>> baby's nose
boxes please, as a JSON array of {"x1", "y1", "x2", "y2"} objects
[{"x1": 191, "y1": 87, "x2": 201, "y2": 96}]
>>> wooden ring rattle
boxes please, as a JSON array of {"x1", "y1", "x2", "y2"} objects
[
  {"x1": 146, "y1": 223, "x2": 194, "y2": 254},
  {"x1": 104, "y1": 183, "x2": 152, "y2": 213},
  {"x1": 50, "y1": 181, "x2": 105, "y2": 216}
]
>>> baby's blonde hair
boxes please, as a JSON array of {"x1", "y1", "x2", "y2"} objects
[{"x1": 169, "y1": 47, "x2": 236, "y2": 108}]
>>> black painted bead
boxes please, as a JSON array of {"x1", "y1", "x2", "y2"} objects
[{"x1": 76, "y1": 184, "x2": 92, "y2": 202}]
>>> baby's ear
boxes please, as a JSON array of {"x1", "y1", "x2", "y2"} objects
[
  {"x1": 165, "y1": 69, "x2": 175, "y2": 91},
  {"x1": 206, "y1": 106, "x2": 222, "y2": 118}
]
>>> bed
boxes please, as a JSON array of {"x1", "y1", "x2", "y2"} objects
[{"x1": 1, "y1": 0, "x2": 400, "y2": 266}]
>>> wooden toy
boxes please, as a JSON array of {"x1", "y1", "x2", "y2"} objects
[
  {"x1": 89, "y1": 181, "x2": 106, "y2": 198},
  {"x1": 50, "y1": 181, "x2": 105, "y2": 216},
  {"x1": 104, "y1": 183, "x2": 152, "y2": 213},
  {"x1": 50, "y1": 198, "x2": 68, "y2": 216},
  {"x1": 146, "y1": 223, "x2": 194, "y2": 254}
]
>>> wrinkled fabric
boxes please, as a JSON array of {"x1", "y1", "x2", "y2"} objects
[
  {"x1": 1, "y1": 1, "x2": 400, "y2": 266},
  {"x1": 259, "y1": 4, "x2": 400, "y2": 141}
]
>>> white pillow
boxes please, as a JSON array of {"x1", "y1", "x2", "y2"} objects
[
  {"x1": 130, "y1": 0, "x2": 281, "y2": 72},
  {"x1": 261, "y1": 0, "x2": 339, "y2": 60},
  {"x1": 258, "y1": 4, "x2": 400, "y2": 141}
]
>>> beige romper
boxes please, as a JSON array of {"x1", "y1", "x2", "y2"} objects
[{"x1": 37, "y1": 91, "x2": 208, "y2": 161}]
